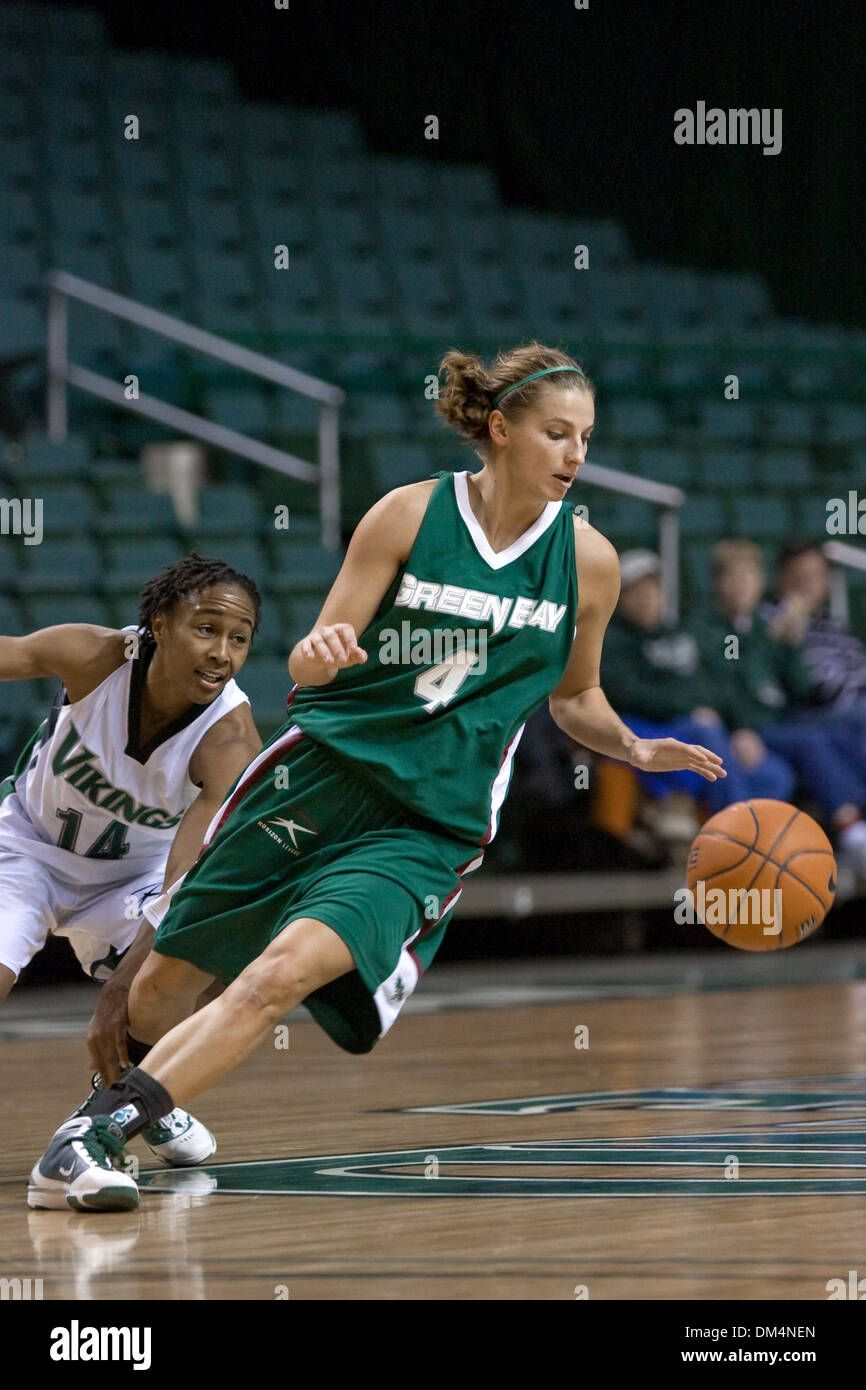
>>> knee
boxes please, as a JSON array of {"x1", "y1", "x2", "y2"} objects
[
  {"x1": 0, "y1": 964, "x2": 16, "y2": 1006},
  {"x1": 131, "y1": 953, "x2": 200, "y2": 1009},
  {"x1": 228, "y1": 949, "x2": 314, "y2": 1023}
]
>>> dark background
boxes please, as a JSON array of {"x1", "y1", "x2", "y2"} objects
[{"x1": 83, "y1": 0, "x2": 866, "y2": 326}]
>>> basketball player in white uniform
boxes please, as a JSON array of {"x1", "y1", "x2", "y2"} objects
[{"x1": 0, "y1": 554, "x2": 262, "y2": 1169}]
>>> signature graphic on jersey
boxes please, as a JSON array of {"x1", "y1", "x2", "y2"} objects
[{"x1": 255, "y1": 816, "x2": 318, "y2": 854}]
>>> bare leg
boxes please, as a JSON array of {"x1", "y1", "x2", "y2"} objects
[
  {"x1": 131, "y1": 918, "x2": 354, "y2": 1106},
  {"x1": 0, "y1": 964, "x2": 16, "y2": 1004},
  {"x1": 128, "y1": 952, "x2": 216, "y2": 1045}
]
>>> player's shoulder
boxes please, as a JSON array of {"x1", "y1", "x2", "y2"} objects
[
  {"x1": 357, "y1": 477, "x2": 441, "y2": 563},
  {"x1": 188, "y1": 698, "x2": 261, "y2": 784},
  {"x1": 571, "y1": 513, "x2": 620, "y2": 577},
  {"x1": 41, "y1": 623, "x2": 129, "y2": 671}
]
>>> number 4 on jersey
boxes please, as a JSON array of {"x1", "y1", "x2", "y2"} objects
[{"x1": 414, "y1": 651, "x2": 480, "y2": 713}]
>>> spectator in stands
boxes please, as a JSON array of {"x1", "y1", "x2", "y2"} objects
[
  {"x1": 768, "y1": 541, "x2": 866, "y2": 711},
  {"x1": 601, "y1": 550, "x2": 795, "y2": 835},
  {"x1": 692, "y1": 539, "x2": 866, "y2": 877}
]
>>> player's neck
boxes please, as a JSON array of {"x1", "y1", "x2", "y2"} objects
[
  {"x1": 140, "y1": 649, "x2": 195, "y2": 732},
  {"x1": 466, "y1": 467, "x2": 550, "y2": 553}
]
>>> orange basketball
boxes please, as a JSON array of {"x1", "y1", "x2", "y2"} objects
[{"x1": 685, "y1": 799, "x2": 837, "y2": 951}]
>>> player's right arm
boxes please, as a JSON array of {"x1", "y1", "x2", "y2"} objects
[
  {"x1": 0, "y1": 624, "x2": 126, "y2": 701},
  {"x1": 288, "y1": 482, "x2": 434, "y2": 687}
]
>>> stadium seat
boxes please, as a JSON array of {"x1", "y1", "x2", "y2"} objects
[
  {"x1": 189, "y1": 484, "x2": 261, "y2": 540},
  {"x1": 17, "y1": 538, "x2": 102, "y2": 595},
  {"x1": 762, "y1": 401, "x2": 817, "y2": 447},
  {"x1": 40, "y1": 483, "x2": 96, "y2": 536},
  {"x1": 679, "y1": 494, "x2": 729, "y2": 537},
  {"x1": 605, "y1": 398, "x2": 667, "y2": 443},
  {"x1": 730, "y1": 494, "x2": 794, "y2": 540},
  {"x1": 103, "y1": 539, "x2": 181, "y2": 593},
  {"x1": 692, "y1": 446, "x2": 756, "y2": 490},
  {"x1": 755, "y1": 449, "x2": 813, "y2": 490},
  {"x1": 268, "y1": 542, "x2": 342, "y2": 594},
  {"x1": 96, "y1": 488, "x2": 180, "y2": 540},
  {"x1": 698, "y1": 400, "x2": 759, "y2": 445},
  {"x1": 369, "y1": 442, "x2": 434, "y2": 493},
  {"x1": 633, "y1": 446, "x2": 692, "y2": 488},
  {"x1": 8, "y1": 436, "x2": 89, "y2": 482},
  {"x1": 26, "y1": 595, "x2": 113, "y2": 631},
  {"x1": 234, "y1": 656, "x2": 293, "y2": 733}
]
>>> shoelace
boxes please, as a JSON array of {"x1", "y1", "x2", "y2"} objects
[{"x1": 79, "y1": 1118, "x2": 127, "y2": 1166}]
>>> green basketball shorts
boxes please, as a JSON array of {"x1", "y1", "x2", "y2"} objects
[{"x1": 147, "y1": 722, "x2": 484, "y2": 1053}]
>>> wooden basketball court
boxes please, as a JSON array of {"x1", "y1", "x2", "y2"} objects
[{"x1": 2, "y1": 946, "x2": 866, "y2": 1301}]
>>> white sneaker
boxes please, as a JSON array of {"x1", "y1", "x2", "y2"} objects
[
  {"x1": 27, "y1": 1116, "x2": 139, "y2": 1212},
  {"x1": 140, "y1": 1108, "x2": 217, "y2": 1167},
  {"x1": 75, "y1": 1072, "x2": 216, "y2": 1168}
]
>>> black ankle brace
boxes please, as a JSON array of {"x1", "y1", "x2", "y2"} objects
[{"x1": 83, "y1": 1066, "x2": 174, "y2": 1138}]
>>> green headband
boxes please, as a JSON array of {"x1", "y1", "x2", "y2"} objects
[{"x1": 492, "y1": 364, "x2": 585, "y2": 407}]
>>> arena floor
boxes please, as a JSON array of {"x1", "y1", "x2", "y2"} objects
[{"x1": 3, "y1": 947, "x2": 866, "y2": 1301}]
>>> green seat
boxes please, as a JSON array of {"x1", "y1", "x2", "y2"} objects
[
  {"x1": 0, "y1": 298, "x2": 44, "y2": 357},
  {"x1": 763, "y1": 402, "x2": 816, "y2": 447},
  {"x1": 26, "y1": 595, "x2": 113, "y2": 630},
  {"x1": 268, "y1": 543, "x2": 342, "y2": 594},
  {"x1": 40, "y1": 483, "x2": 96, "y2": 535},
  {"x1": 103, "y1": 539, "x2": 179, "y2": 593},
  {"x1": 342, "y1": 393, "x2": 411, "y2": 441},
  {"x1": 204, "y1": 386, "x2": 272, "y2": 437},
  {"x1": 755, "y1": 449, "x2": 813, "y2": 490},
  {"x1": 731, "y1": 494, "x2": 793, "y2": 540},
  {"x1": 633, "y1": 446, "x2": 692, "y2": 488},
  {"x1": 0, "y1": 596, "x2": 26, "y2": 635},
  {"x1": 699, "y1": 400, "x2": 759, "y2": 445},
  {"x1": 96, "y1": 488, "x2": 179, "y2": 539},
  {"x1": 283, "y1": 595, "x2": 327, "y2": 642},
  {"x1": 605, "y1": 397, "x2": 667, "y2": 443},
  {"x1": 190, "y1": 485, "x2": 261, "y2": 540},
  {"x1": 9, "y1": 432, "x2": 90, "y2": 481},
  {"x1": 823, "y1": 404, "x2": 866, "y2": 448},
  {"x1": 18, "y1": 538, "x2": 102, "y2": 595},
  {"x1": 693, "y1": 447, "x2": 756, "y2": 489},
  {"x1": 680, "y1": 494, "x2": 728, "y2": 538},
  {"x1": 374, "y1": 155, "x2": 439, "y2": 211},
  {"x1": 236, "y1": 657, "x2": 294, "y2": 732},
  {"x1": 369, "y1": 442, "x2": 434, "y2": 493}
]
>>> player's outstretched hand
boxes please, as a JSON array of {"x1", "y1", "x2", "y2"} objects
[
  {"x1": 627, "y1": 737, "x2": 726, "y2": 782},
  {"x1": 300, "y1": 623, "x2": 367, "y2": 676},
  {"x1": 86, "y1": 981, "x2": 131, "y2": 1087}
]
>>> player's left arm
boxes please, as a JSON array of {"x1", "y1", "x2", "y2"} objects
[
  {"x1": 165, "y1": 701, "x2": 263, "y2": 888},
  {"x1": 548, "y1": 522, "x2": 725, "y2": 780},
  {"x1": 86, "y1": 704, "x2": 262, "y2": 1083}
]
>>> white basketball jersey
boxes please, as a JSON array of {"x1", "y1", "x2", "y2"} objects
[{"x1": 0, "y1": 630, "x2": 250, "y2": 886}]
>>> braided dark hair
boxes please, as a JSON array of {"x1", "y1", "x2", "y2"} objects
[{"x1": 137, "y1": 553, "x2": 262, "y2": 640}]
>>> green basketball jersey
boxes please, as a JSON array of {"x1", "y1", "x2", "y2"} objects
[{"x1": 287, "y1": 469, "x2": 579, "y2": 845}]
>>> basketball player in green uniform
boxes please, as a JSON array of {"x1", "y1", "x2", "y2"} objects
[{"x1": 29, "y1": 343, "x2": 725, "y2": 1209}]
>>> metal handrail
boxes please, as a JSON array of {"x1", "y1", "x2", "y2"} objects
[
  {"x1": 579, "y1": 462, "x2": 684, "y2": 621},
  {"x1": 45, "y1": 271, "x2": 345, "y2": 549},
  {"x1": 824, "y1": 539, "x2": 866, "y2": 626}
]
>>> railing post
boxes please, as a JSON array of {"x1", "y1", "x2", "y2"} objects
[
  {"x1": 46, "y1": 287, "x2": 68, "y2": 442},
  {"x1": 658, "y1": 505, "x2": 681, "y2": 624},
  {"x1": 318, "y1": 404, "x2": 341, "y2": 550}
]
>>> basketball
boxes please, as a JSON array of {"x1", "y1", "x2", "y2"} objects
[{"x1": 685, "y1": 799, "x2": 837, "y2": 951}]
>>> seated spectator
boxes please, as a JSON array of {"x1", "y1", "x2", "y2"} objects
[
  {"x1": 692, "y1": 539, "x2": 866, "y2": 877},
  {"x1": 767, "y1": 540, "x2": 866, "y2": 712},
  {"x1": 601, "y1": 550, "x2": 796, "y2": 835}
]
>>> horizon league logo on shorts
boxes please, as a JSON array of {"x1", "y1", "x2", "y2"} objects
[{"x1": 256, "y1": 815, "x2": 318, "y2": 855}]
